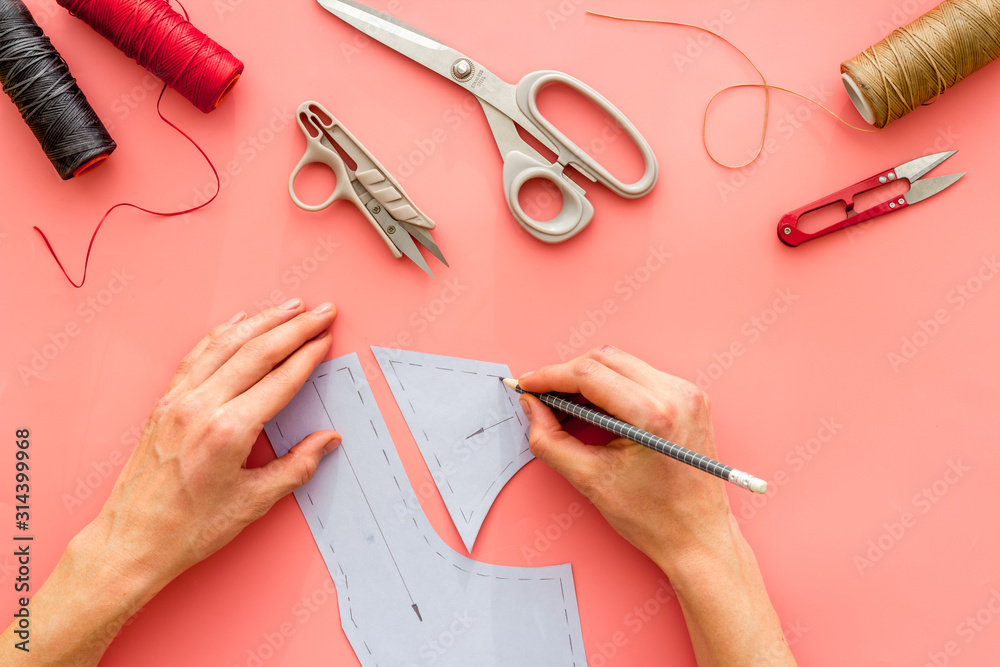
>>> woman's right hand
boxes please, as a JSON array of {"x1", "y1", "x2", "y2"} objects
[
  {"x1": 517, "y1": 344, "x2": 734, "y2": 576},
  {"x1": 517, "y1": 345, "x2": 796, "y2": 666}
]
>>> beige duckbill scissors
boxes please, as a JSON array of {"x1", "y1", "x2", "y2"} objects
[
  {"x1": 317, "y1": 0, "x2": 658, "y2": 243},
  {"x1": 289, "y1": 101, "x2": 447, "y2": 277}
]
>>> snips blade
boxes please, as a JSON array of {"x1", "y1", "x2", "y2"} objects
[
  {"x1": 363, "y1": 199, "x2": 435, "y2": 277},
  {"x1": 400, "y1": 221, "x2": 448, "y2": 267},
  {"x1": 904, "y1": 173, "x2": 965, "y2": 205},
  {"x1": 895, "y1": 150, "x2": 957, "y2": 182}
]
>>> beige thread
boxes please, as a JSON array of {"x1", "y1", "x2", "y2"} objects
[
  {"x1": 586, "y1": 10, "x2": 876, "y2": 170},
  {"x1": 842, "y1": 0, "x2": 1000, "y2": 128}
]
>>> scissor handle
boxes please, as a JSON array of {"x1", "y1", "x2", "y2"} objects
[
  {"x1": 516, "y1": 70, "x2": 658, "y2": 197},
  {"x1": 502, "y1": 151, "x2": 595, "y2": 242},
  {"x1": 504, "y1": 71, "x2": 657, "y2": 241},
  {"x1": 288, "y1": 108, "x2": 358, "y2": 212},
  {"x1": 778, "y1": 170, "x2": 902, "y2": 246}
]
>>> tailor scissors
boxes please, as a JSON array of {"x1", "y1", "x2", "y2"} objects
[
  {"x1": 778, "y1": 151, "x2": 965, "y2": 247},
  {"x1": 317, "y1": 0, "x2": 658, "y2": 243},
  {"x1": 289, "y1": 101, "x2": 447, "y2": 277}
]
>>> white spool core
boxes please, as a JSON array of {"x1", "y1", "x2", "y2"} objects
[{"x1": 842, "y1": 71, "x2": 876, "y2": 125}]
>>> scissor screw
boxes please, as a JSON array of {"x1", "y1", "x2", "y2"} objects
[
  {"x1": 898, "y1": 198, "x2": 905, "y2": 205},
  {"x1": 451, "y1": 58, "x2": 474, "y2": 81},
  {"x1": 372, "y1": 205, "x2": 382, "y2": 214},
  {"x1": 879, "y1": 176, "x2": 886, "y2": 184},
  {"x1": 889, "y1": 202, "x2": 896, "y2": 209},
  {"x1": 387, "y1": 225, "x2": 396, "y2": 234},
  {"x1": 888, "y1": 172, "x2": 896, "y2": 180},
  {"x1": 783, "y1": 226, "x2": 791, "y2": 235}
]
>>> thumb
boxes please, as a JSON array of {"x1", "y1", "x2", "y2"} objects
[
  {"x1": 253, "y1": 430, "x2": 341, "y2": 505},
  {"x1": 522, "y1": 395, "x2": 602, "y2": 497}
]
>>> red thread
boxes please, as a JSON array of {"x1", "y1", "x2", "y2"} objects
[
  {"x1": 57, "y1": 0, "x2": 243, "y2": 113},
  {"x1": 34, "y1": 84, "x2": 220, "y2": 288}
]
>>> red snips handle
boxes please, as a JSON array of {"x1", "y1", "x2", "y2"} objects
[{"x1": 778, "y1": 168, "x2": 907, "y2": 247}]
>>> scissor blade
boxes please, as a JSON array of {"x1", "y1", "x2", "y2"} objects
[
  {"x1": 315, "y1": 0, "x2": 545, "y2": 150},
  {"x1": 317, "y1": 0, "x2": 460, "y2": 80},
  {"x1": 401, "y1": 221, "x2": 448, "y2": 267},
  {"x1": 904, "y1": 173, "x2": 965, "y2": 205},
  {"x1": 895, "y1": 150, "x2": 957, "y2": 182}
]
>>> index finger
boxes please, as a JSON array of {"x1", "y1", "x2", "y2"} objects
[
  {"x1": 169, "y1": 299, "x2": 307, "y2": 392},
  {"x1": 518, "y1": 352, "x2": 672, "y2": 435},
  {"x1": 576, "y1": 345, "x2": 685, "y2": 395},
  {"x1": 226, "y1": 330, "x2": 334, "y2": 429}
]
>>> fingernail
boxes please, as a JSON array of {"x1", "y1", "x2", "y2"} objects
[
  {"x1": 519, "y1": 396, "x2": 533, "y2": 422},
  {"x1": 322, "y1": 435, "x2": 342, "y2": 456},
  {"x1": 312, "y1": 302, "x2": 333, "y2": 314},
  {"x1": 226, "y1": 311, "x2": 246, "y2": 325},
  {"x1": 519, "y1": 370, "x2": 535, "y2": 381},
  {"x1": 314, "y1": 331, "x2": 329, "y2": 340},
  {"x1": 279, "y1": 298, "x2": 302, "y2": 310}
]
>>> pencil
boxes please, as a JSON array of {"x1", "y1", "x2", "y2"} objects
[{"x1": 503, "y1": 378, "x2": 767, "y2": 494}]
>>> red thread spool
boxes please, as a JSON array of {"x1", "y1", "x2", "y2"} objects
[{"x1": 57, "y1": 0, "x2": 243, "y2": 113}]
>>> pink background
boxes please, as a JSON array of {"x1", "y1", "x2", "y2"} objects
[{"x1": 2, "y1": 0, "x2": 999, "y2": 665}]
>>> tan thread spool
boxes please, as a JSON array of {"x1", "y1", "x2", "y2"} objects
[{"x1": 841, "y1": 0, "x2": 1000, "y2": 127}]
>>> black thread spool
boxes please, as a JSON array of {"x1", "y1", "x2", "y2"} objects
[{"x1": 0, "y1": 0, "x2": 116, "y2": 179}]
